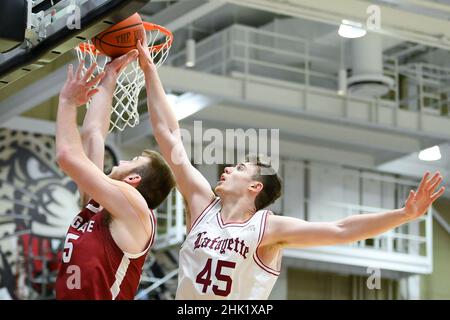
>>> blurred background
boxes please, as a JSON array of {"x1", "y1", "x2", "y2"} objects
[{"x1": 0, "y1": 0, "x2": 449, "y2": 300}]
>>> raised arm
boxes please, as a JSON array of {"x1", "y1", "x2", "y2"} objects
[
  {"x1": 79, "y1": 50, "x2": 139, "y2": 206},
  {"x1": 136, "y1": 39, "x2": 215, "y2": 227},
  {"x1": 56, "y1": 61, "x2": 150, "y2": 235},
  {"x1": 262, "y1": 171, "x2": 445, "y2": 248}
]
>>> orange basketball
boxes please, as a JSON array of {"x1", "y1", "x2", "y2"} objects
[{"x1": 92, "y1": 13, "x2": 145, "y2": 58}]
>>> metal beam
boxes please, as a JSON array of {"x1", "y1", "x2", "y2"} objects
[
  {"x1": 121, "y1": 115, "x2": 375, "y2": 167},
  {"x1": 0, "y1": 63, "x2": 70, "y2": 124},
  {"x1": 191, "y1": 103, "x2": 422, "y2": 155},
  {"x1": 401, "y1": 0, "x2": 450, "y2": 14},
  {"x1": 143, "y1": 0, "x2": 227, "y2": 33},
  {"x1": 117, "y1": 93, "x2": 217, "y2": 145},
  {"x1": 224, "y1": 0, "x2": 450, "y2": 50},
  {"x1": 0, "y1": 116, "x2": 56, "y2": 135},
  {"x1": 374, "y1": 151, "x2": 421, "y2": 167},
  {"x1": 157, "y1": 66, "x2": 450, "y2": 141},
  {"x1": 388, "y1": 44, "x2": 427, "y2": 59},
  {"x1": 0, "y1": 115, "x2": 120, "y2": 147}
]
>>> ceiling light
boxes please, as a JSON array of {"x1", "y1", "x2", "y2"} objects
[
  {"x1": 418, "y1": 146, "x2": 441, "y2": 161},
  {"x1": 338, "y1": 20, "x2": 367, "y2": 39}
]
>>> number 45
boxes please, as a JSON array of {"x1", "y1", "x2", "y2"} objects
[{"x1": 196, "y1": 258, "x2": 236, "y2": 297}]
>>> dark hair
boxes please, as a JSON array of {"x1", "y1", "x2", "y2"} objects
[
  {"x1": 245, "y1": 154, "x2": 282, "y2": 211},
  {"x1": 134, "y1": 150, "x2": 175, "y2": 209}
]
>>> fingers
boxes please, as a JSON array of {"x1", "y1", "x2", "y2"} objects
[
  {"x1": 76, "y1": 60, "x2": 85, "y2": 79},
  {"x1": 106, "y1": 50, "x2": 138, "y2": 76},
  {"x1": 127, "y1": 49, "x2": 139, "y2": 59},
  {"x1": 137, "y1": 40, "x2": 153, "y2": 66},
  {"x1": 67, "y1": 64, "x2": 74, "y2": 80},
  {"x1": 137, "y1": 39, "x2": 150, "y2": 55},
  {"x1": 430, "y1": 186, "x2": 446, "y2": 202},
  {"x1": 128, "y1": 49, "x2": 139, "y2": 60},
  {"x1": 405, "y1": 190, "x2": 416, "y2": 205},
  {"x1": 426, "y1": 171, "x2": 441, "y2": 186},
  {"x1": 87, "y1": 88, "x2": 100, "y2": 99},
  {"x1": 86, "y1": 72, "x2": 105, "y2": 87},
  {"x1": 139, "y1": 29, "x2": 148, "y2": 44},
  {"x1": 83, "y1": 62, "x2": 98, "y2": 82},
  {"x1": 112, "y1": 49, "x2": 137, "y2": 65},
  {"x1": 417, "y1": 171, "x2": 430, "y2": 193},
  {"x1": 405, "y1": 190, "x2": 415, "y2": 204},
  {"x1": 427, "y1": 175, "x2": 443, "y2": 193},
  {"x1": 118, "y1": 50, "x2": 139, "y2": 73},
  {"x1": 137, "y1": 39, "x2": 145, "y2": 52}
]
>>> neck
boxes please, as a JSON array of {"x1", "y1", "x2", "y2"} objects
[{"x1": 219, "y1": 194, "x2": 256, "y2": 223}]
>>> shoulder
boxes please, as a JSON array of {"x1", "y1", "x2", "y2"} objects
[
  {"x1": 188, "y1": 194, "x2": 220, "y2": 217},
  {"x1": 108, "y1": 179, "x2": 150, "y2": 223},
  {"x1": 261, "y1": 214, "x2": 305, "y2": 247},
  {"x1": 257, "y1": 213, "x2": 284, "y2": 251}
]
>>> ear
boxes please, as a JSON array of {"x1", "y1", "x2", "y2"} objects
[
  {"x1": 122, "y1": 173, "x2": 142, "y2": 188},
  {"x1": 248, "y1": 181, "x2": 263, "y2": 194}
]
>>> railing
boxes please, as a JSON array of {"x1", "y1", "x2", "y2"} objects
[
  {"x1": 397, "y1": 63, "x2": 450, "y2": 116},
  {"x1": 168, "y1": 24, "x2": 450, "y2": 121},
  {"x1": 304, "y1": 199, "x2": 430, "y2": 257},
  {"x1": 278, "y1": 161, "x2": 433, "y2": 274},
  {"x1": 169, "y1": 24, "x2": 338, "y2": 90},
  {"x1": 153, "y1": 189, "x2": 185, "y2": 250}
]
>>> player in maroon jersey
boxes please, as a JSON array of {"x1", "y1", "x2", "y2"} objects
[{"x1": 54, "y1": 50, "x2": 175, "y2": 299}]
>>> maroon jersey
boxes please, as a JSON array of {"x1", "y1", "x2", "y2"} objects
[{"x1": 55, "y1": 200, "x2": 155, "y2": 300}]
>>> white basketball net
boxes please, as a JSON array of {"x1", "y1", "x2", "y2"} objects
[{"x1": 75, "y1": 24, "x2": 172, "y2": 132}]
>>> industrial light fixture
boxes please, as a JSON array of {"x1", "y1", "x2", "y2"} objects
[
  {"x1": 418, "y1": 146, "x2": 441, "y2": 161},
  {"x1": 185, "y1": 38, "x2": 196, "y2": 68},
  {"x1": 337, "y1": 69, "x2": 347, "y2": 95},
  {"x1": 337, "y1": 39, "x2": 347, "y2": 95},
  {"x1": 338, "y1": 20, "x2": 367, "y2": 38}
]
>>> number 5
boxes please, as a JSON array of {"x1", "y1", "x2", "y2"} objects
[{"x1": 62, "y1": 233, "x2": 79, "y2": 263}]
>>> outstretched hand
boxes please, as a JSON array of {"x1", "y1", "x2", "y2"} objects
[
  {"x1": 403, "y1": 171, "x2": 445, "y2": 220},
  {"x1": 59, "y1": 62, "x2": 104, "y2": 107},
  {"x1": 136, "y1": 35, "x2": 155, "y2": 72},
  {"x1": 101, "y1": 49, "x2": 139, "y2": 90}
]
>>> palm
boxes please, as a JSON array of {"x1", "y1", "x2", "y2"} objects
[
  {"x1": 404, "y1": 171, "x2": 445, "y2": 219},
  {"x1": 101, "y1": 50, "x2": 138, "y2": 89},
  {"x1": 69, "y1": 85, "x2": 94, "y2": 106},
  {"x1": 60, "y1": 62, "x2": 104, "y2": 107}
]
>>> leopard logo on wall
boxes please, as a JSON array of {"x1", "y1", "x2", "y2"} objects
[{"x1": 0, "y1": 128, "x2": 117, "y2": 299}]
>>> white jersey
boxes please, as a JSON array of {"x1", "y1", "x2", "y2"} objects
[{"x1": 176, "y1": 197, "x2": 280, "y2": 300}]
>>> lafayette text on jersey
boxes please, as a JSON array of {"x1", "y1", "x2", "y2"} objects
[
  {"x1": 176, "y1": 197, "x2": 280, "y2": 299},
  {"x1": 55, "y1": 200, "x2": 155, "y2": 300}
]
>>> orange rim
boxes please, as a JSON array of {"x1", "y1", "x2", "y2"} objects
[
  {"x1": 143, "y1": 22, "x2": 174, "y2": 52},
  {"x1": 78, "y1": 21, "x2": 173, "y2": 54}
]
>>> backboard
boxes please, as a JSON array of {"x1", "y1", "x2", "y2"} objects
[{"x1": 0, "y1": 0, "x2": 150, "y2": 90}]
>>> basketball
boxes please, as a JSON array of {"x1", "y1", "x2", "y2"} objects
[{"x1": 92, "y1": 13, "x2": 145, "y2": 58}]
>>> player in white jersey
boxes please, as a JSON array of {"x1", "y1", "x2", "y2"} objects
[
  {"x1": 136, "y1": 39, "x2": 446, "y2": 300},
  {"x1": 177, "y1": 197, "x2": 278, "y2": 299}
]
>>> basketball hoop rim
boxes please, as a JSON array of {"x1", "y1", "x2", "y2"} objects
[{"x1": 78, "y1": 22, "x2": 173, "y2": 54}]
